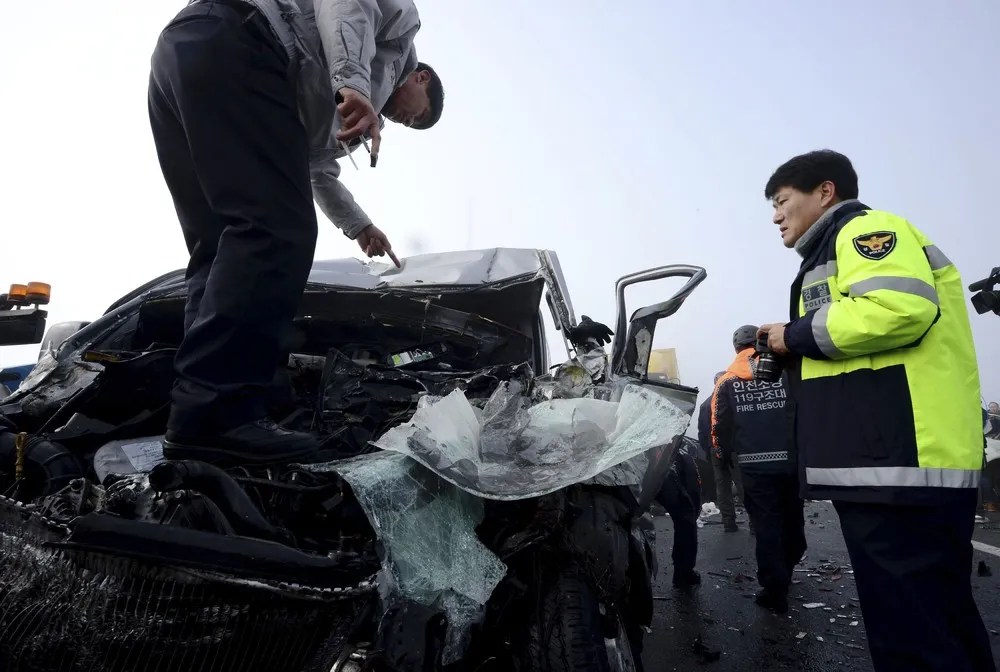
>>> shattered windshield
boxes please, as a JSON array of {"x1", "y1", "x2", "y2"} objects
[{"x1": 308, "y1": 377, "x2": 693, "y2": 661}]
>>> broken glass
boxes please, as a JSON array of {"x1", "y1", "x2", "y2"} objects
[
  {"x1": 374, "y1": 381, "x2": 690, "y2": 500},
  {"x1": 315, "y1": 451, "x2": 506, "y2": 663},
  {"x1": 308, "y1": 378, "x2": 692, "y2": 661}
]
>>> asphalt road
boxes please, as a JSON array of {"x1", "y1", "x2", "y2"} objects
[{"x1": 641, "y1": 501, "x2": 1000, "y2": 671}]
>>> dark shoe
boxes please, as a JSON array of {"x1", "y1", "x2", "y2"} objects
[
  {"x1": 163, "y1": 419, "x2": 320, "y2": 466},
  {"x1": 754, "y1": 589, "x2": 789, "y2": 614},
  {"x1": 673, "y1": 569, "x2": 702, "y2": 589},
  {"x1": 724, "y1": 521, "x2": 739, "y2": 533}
]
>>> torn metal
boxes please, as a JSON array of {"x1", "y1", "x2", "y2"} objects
[{"x1": 0, "y1": 250, "x2": 706, "y2": 670}]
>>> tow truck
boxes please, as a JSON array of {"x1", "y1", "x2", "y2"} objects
[{"x1": 0, "y1": 282, "x2": 89, "y2": 397}]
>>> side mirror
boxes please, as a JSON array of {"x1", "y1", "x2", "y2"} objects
[{"x1": 609, "y1": 265, "x2": 707, "y2": 379}]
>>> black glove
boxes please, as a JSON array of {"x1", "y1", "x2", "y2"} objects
[{"x1": 568, "y1": 315, "x2": 614, "y2": 347}]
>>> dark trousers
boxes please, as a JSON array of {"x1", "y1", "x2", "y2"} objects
[
  {"x1": 712, "y1": 452, "x2": 743, "y2": 524},
  {"x1": 667, "y1": 505, "x2": 698, "y2": 573},
  {"x1": 835, "y1": 493, "x2": 995, "y2": 672},
  {"x1": 742, "y1": 471, "x2": 806, "y2": 594},
  {"x1": 148, "y1": 1, "x2": 317, "y2": 435},
  {"x1": 658, "y1": 449, "x2": 701, "y2": 573}
]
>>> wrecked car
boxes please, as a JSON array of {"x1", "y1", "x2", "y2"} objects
[{"x1": 0, "y1": 249, "x2": 706, "y2": 672}]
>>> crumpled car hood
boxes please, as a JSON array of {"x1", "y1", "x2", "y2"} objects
[{"x1": 307, "y1": 248, "x2": 564, "y2": 290}]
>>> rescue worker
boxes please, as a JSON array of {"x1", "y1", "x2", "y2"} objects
[
  {"x1": 758, "y1": 150, "x2": 994, "y2": 671},
  {"x1": 149, "y1": 0, "x2": 444, "y2": 465},
  {"x1": 656, "y1": 437, "x2": 702, "y2": 589},
  {"x1": 700, "y1": 371, "x2": 745, "y2": 531},
  {"x1": 712, "y1": 325, "x2": 804, "y2": 613}
]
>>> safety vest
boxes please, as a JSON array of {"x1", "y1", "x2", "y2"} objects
[{"x1": 785, "y1": 200, "x2": 983, "y2": 505}]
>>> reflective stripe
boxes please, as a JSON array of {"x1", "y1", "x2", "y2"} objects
[
  {"x1": 803, "y1": 267, "x2": 827, "y2": 287},
  {"x1": 848, "y1": 276, "x2": 939, "y2": 305},
  {"x1": 736, "y1": 451, "x2": 788, "y2": 464},
  {"x1": 802, "y1": 261, "x2": 838, "y2": 287},
  {"x1": 806, "y1": 466, "x2": 980, "y2": 489},
  {"x1": 810, "y1": 303, "x2": 844, "y2": 359},
  {"x1": 924, "y1": 245, "x2": 953, "y2": 271}
]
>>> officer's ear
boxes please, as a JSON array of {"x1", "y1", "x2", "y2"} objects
[{"x1": 817, "y1": 180, "x2": 838, "y2": 207}]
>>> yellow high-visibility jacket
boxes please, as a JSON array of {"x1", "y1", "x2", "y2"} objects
[{"x1": 783, "y1": 200, "x2": 983, "y2": 505}]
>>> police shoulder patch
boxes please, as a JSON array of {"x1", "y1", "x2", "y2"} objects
[{"x1": 852, "y1": 231, "x2": 896, "y2": 260}]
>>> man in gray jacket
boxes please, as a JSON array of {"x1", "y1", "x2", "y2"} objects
[{"x1": 149, "y1": 0, "x2": 444, "y2": 465}]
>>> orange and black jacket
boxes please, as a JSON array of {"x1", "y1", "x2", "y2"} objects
[{"x1": 710, "y1": 348, "x2": 793, "y2": 475}]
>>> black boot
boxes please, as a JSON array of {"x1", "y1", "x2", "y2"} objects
[
  {"x1": 754, "y1": 589, "x2": 789, "y2": 614},
  {"x1": 163, "y1": 418, "x2": 320, "y2": 466},
  {"x1": 673, "y1": 569, "x2": 702, "y2": 589}
]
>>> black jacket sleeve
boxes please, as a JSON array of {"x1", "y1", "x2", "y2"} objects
[
  {"x1": 697, "y1": 398, "x2": 713, "y2": 461},
  {"x1": 714, "y1": 379, "x2": 735, "y2": 467}
]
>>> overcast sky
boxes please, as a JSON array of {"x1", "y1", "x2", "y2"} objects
[{"x1": 2, "y1": 1, "x2": 998, "y2": 415}]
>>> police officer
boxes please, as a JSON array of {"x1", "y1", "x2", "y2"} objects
[
  {"x1": 700, "y1": 372, "x2": 745, "y2": 532},
  {"x1": 758, "y1": 150, "x2": 994, "y2": 670},
  {"x1": 712, "y1": 325, "x2": 804, "y2": 613},
  {"x1": 148, "y1": 0, "x2": 444, "y2": 465}
]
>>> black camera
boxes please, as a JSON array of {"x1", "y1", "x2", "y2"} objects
[
  {"x1": 753, "y1": 333, "x2": 782, "y2": 383},
  {"x1": 969, "y1": 267, "x2": 1000, "y2": 316}
]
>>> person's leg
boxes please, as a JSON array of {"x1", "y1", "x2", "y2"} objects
[
  {"x1": 780, "y1": 473, "x2": 806, "y2": 571},
  {"x1": 834, "y1": 497, "x2": 994, "y2": 672},
  {"x1": 674, "y1": 451, "x2": 701, "y2": 586},
  {"x1": 150, "y1": 2, "x2": 319, "y2": 463},
  {"x1": 741, "y1": 472, "x2": 789, "y2": 613},
  {"x1": 669, "y1": 507, "x2": 701, "y2": 589},
  {"x1": 945, "y1": 492, "x2": 996, "y2": 672},
  {"x1": 712, "y1": 453, "x2": 738, "y2": 530},
  {"x1": 732, "y1": 462, "x2": 745, "y2": 504},
  {"x1": 659, "y1": 466, "x2": 700, "y2": 589},
  {"x1": 148, "y1": 73, "x2": 221, "y2": 340},
  {"x1": 734, "y1": 463, "x2": 754, "y2": 534}
]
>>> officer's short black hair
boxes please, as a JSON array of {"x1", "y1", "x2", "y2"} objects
[
  {"x1": 764, "y1": 149, "x2": 859, "y2": 201},
  {"x1": 412, "y1": 62, "x2": 444, "y2": 130}
]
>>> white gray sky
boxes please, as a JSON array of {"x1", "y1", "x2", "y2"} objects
[{"x1": 2, "y1": 1, "x2": 998, "y2": 410}]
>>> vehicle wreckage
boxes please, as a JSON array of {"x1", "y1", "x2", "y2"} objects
[{"x1": 0, "y1": 249, "x2": 706, "y2": 672}]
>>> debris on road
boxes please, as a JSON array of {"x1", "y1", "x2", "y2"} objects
[
  {"x1": 692, "y1": 636, "x2": 721, "y2": 663},
  {"x1": 850, "y1": 621, "x2": 859, "y2": 627},
  {"x1": 795, "y1": 632, "x2": 807, "y2": 640},
  {"x1": 838, "y1": 642, "x2": 866, "y2": 651},
  {"x1": 978, "y1": 560, "x2": 992, "y2": 577},
  {"x1": 803, "y1": 603, "x2": 826, "y2": 609},
  {"x1": 701, "y1": 502, "x2": 721, "y2": 517}
]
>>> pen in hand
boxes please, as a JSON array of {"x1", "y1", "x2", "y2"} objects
[{"x1": 361, "y1": 137, "x2": 378, "y2": 168}]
